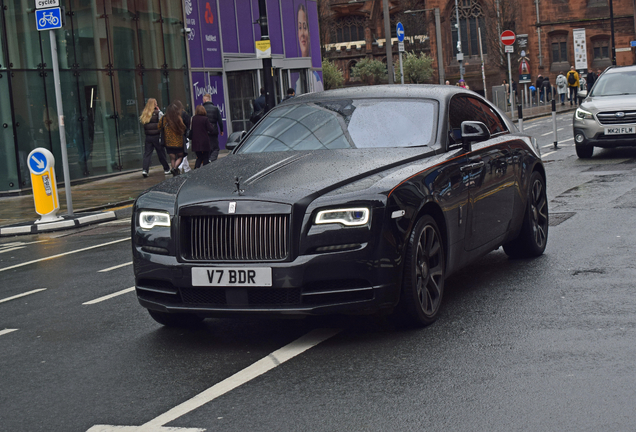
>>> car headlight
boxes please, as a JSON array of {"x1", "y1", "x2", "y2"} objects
[
  {"x1": 575, "y1": 108, "x2": 593, "y2": 120},
  {"x1": 315, "y1": 208, "x2": 369, "y2": 226},
  {"x1": 139, "y1": 211, "x2": 171, "y2": 230}
]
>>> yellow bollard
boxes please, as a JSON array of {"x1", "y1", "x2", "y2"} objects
[{"x1": 27, "y1": 148, "x2": 62, "y2": 224}]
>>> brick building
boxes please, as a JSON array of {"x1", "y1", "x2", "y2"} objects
[{"x1": 320, "y1": 0, "x2": 636, "y2": 96}]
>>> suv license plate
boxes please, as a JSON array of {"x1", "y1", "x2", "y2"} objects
[
  {"x1": 192, "y1": 267, "x2": 272, "y2": 287},
  {"x1": 605, "y1": 126, "x2": 635, "y2": 135}
]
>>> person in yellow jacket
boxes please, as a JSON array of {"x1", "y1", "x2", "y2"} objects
[{"x1": 566, "y1": 66, "x2": 580, "y2": 106}]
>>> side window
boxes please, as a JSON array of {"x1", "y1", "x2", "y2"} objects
[
  {"x1": 477, "y1": 101, "x2": 508, "y2": 135},
  {"x1": 448, "y1": 96, "x2": 485, "y2": 143}
]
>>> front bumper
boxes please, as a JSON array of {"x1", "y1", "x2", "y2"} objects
[
  {"x1": 573, "y1": 117, "x2": 636, "y2": 148},
  {"x1": 133, "y1": 245, "x2": 400, "y2": 318}
]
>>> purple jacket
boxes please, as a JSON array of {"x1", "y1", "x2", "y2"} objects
[{"x1": 190, "y1": 115, "x2": 215, "y2": 152}]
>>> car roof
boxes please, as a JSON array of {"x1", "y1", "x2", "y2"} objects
[
  {"x1": 290, "y1": 84, "x2": 475, "y2": 104},
  {"x1": 604, "y1": 65, "x2": 636, "y2": 74}
]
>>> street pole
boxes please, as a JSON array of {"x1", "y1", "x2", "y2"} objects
[
  {"x1": 478, "y1": 27, "x2": 486, "y2": 98},
  {"x1": 399, "y1": 50, "x2": 404, "y2": 84},
  {"x1": 434, "y1": 8, "x2": 445, "y2": 84},
  {"x1": 49, "y1": 30, "x2": 73, "y2": 216},
  {"x1": 609, "y1": 0, "x2": 616, "y2": 65},
  {"x1": 454, "y1": 0, "x2": 464, "y2": 81},
  {"x1": 383, "y1": 0, "x2": 394, "y2": 84},
  {"x1": 258, "y1": 0, "x2": 275, "y2": 109},
  {"x1": 507, "y1": 52, "x2": 513, "y2": 118}
]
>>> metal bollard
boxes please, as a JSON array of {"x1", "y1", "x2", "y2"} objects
[
  {"x1": 518, "y1": 104, "x2": 524, "y2": 133},
  {"x1": 552, "y1": 99, "x2": 559, "y2": 149}
]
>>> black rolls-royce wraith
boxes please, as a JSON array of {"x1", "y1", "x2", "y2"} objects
[{"x1": 132, "y1": 85, "x2": 548, "y2": 327}]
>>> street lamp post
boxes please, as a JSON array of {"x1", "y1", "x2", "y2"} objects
[
  {"x1": 609, "y1": 0, "x2": 616, "y2": 65},
  {"x1": 455, "y1": 0, "x2": 464, "y2": 80},
  {"x1": 383, "y1": 0, "x2": 394, "y2": 84}
]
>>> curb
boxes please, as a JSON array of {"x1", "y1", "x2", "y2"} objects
[{"x1": 0, "y1": 211, "x2": 117, "y2": 237}]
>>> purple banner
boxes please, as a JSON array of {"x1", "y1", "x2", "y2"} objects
[
  {"x1": 307, "y1": 1, "x2": 322, "y2": 68},
  {"x1": 236, "y1": 0, "x2": 255, "y2": 54},
  {"x1": 281, "y1": 0, "x2": 297, "y2": 57},
  {"x1": 185, "y1": 0, "x2": 203, "y2": 68},
  {"x1": 200, "y1": 0, "x2": 223, "y2": 68},
  {"x1": 267, "y1": 0, "x2": 283, "y2": 55},
  {"x1": 219, "y1": 0, "x2": 239, "y2": 53},
  {"x1": 192, "y1": 72, "x2": 228, "y2": 149}
]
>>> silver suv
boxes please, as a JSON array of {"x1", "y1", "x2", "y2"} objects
[{"x1": 573, "y1": 65, "x2": 636, "y2": 158}]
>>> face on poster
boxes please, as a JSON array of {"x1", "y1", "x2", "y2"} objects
[{"x1": 295, "y1": 0, "x2": 311, "y2": 58}]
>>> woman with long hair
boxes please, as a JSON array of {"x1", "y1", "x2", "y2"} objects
[
  {"x1": 190, "y1": 105, "x2": 216, "y2": 169},
  {"x1": 158, "y1": 103, "x2": 186, "y2": 176},
  {"x1": 173, "y1": 100, "x2": 192, "y2": 174},
  {"x1": 297, "y1": 4, "x2": 310, "y2": 57},
  {"x1": 139, "y1": 98, "x2": 170, "y2": 177}
]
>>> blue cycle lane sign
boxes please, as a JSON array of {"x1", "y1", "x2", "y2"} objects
[
  {"x1": 396, "y1": 22, "x2": 405, "y2": 42},
  {"x1": 36, "y1": 7, "x2": 63, "y2": 31}
]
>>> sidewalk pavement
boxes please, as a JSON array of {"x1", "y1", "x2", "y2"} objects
[{"x1": 0, "y1": 104, "x2": 576, "y2": 236}]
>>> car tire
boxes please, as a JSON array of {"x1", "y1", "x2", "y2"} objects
[
  {"x1": 399, "y1": 215, "x2": 445, "y2": 327},
  {"x1": 575, "y1": 143, "x2": 594, "y2": 158},
  {"x1": 148, "y1": 310, "x2": 204, "y2": 328},
  {"x1": 503, "y1": 171, "x2": 548, "y2": 258}
]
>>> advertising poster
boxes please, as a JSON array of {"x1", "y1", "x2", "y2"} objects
[
  {"x1": 200, "y1": 0, "x2": 223, "y2": 68},
  {"x1": 267, "y1": 0, "x2": 284, "y2": 55},
  {"x1": 237, "y1": 0, "x2": 255, "y2": 54},
  {"x1": 306, "y1": 0, "x2": 322, "y2": 69},
  {"x1": 282, "y1": 0, "x2": 298, "y2": 57},
  {"x1": 219, "y1": 0, "x2": 239, "y2": 53},
  {"x1": 573, "y1": 28, "x2": 588, "y2": 71},
  {"x1": 184, "y1": 0, "x2": 203, "y2": 68},
  {"x1": 191, "y1": 72, "x2": 228, "y2": 149}
]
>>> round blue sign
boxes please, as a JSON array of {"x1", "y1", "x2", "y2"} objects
[
  {"x1": 29, "y1": 151, "x2": 48, "y2": 174},
  {"x1": 396, "y1": 22, "x2": 405, "y2": 42}
]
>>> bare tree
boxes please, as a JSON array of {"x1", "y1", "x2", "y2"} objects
[{"x1": 481, "y1": 0, "x2": 520, "y2": 70}]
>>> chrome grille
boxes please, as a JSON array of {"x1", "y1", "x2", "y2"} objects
[
  {"x1": 185, "y1": 215, "x2": 290, "y2": 261},
  {"x1": 596, "y1": 111, "x2": 636, "y2": 125}
]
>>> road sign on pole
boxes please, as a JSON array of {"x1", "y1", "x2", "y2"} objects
[
  {"x1": 396, "y1": 22, "x2": 405, "y2": 42},
  {"x1": 500, "y1": 30, "x2": 516, "y2": 46},
  {"x1": 35, "y1": 0, "x2": 60, "y2": 9},
  {"x1": 397, "y1": 22, "x2": 405, "y2": 84},
  {"x1": 35, "y1": 8, "x2": 62, "y2": 31},
  {"x1": 27, "y1": 148, "x2": 62, "y2": 223}
]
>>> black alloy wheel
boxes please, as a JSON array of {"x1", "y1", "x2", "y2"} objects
[
  {"x1": 400, "y1": 215, "x2": 445, "y2": 327},
  {"x1": 503, "y1": 171, "x2": 549, "y2": 258}
]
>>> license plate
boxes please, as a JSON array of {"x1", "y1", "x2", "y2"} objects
[
  {"x1": 191, "y1": 267, "x2": 272, "y2": 287},
  {"x1": 605, "y1": 126, "x2": 635, "y2": 135}
]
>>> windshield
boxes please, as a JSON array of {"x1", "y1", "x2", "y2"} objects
[
  {"x1": 590, "y1": 70, "x2": 636, "y2": 96},
  {"x1": 237, "y1": 99, "x2": 437, "y2": 153}
]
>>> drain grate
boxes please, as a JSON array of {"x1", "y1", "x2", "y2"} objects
[{"x1": 549, "y1": 212, "x2": 575, "y2": 226}]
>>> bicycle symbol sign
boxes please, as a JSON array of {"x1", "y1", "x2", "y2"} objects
[{"x1": 35, "y1": 7, "x2": 62, "y2": 31}]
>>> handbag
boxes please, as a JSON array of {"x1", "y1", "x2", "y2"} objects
[{"x1": 250, "y1": 109, "x2": 264, "y2": 124}]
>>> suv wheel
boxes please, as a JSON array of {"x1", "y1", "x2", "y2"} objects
[{"x1": 575, "y1": 143, "x2": 594, "y2": 158}]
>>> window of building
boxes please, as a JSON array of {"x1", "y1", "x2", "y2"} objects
[
  {"x1": 593, "y1": 39, "x2": 610, "y2": 60},
  {"x1": 331, "y1": 16, "x2": 365, "y2": 43},
  {"x1": 549, "y1": 32, "x2": 569, "y2": 71},
  {"x1": 450, "y1": 0, "x2": 487, "y2": 58}
]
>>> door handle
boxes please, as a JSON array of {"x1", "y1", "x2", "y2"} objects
[
  {"x1": 472, "y1": 161, "x2": 485, "y2": 169},
  {"x1": 460, "y1": 165, "x2": 473, "y2": 173}
]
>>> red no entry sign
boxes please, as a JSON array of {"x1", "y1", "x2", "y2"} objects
[{"x1": 501, "y1": 30, "x2": 516, "y2": 46}]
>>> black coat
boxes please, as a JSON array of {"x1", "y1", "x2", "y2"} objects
[
  {"x1": 143, "y1": 110, "x2": 161, "y2": 143},
  {"x1": 253, "y1": 95, "x2": 266, "y2": 112},
  {"x1": 190, "y1": 115, "x2": 216, "y2": 152},
  {"x1": 203, "y1": 101, "x2": 223, "y2": 151}
]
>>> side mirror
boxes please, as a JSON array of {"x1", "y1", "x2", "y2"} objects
[
  {"x1": 577, "y1": 90, "x2": 588, "y2": 99},
  {"x1": 226, "y1": 131, "x2": 246, "y2": 151},
  {"x1": 460, "y1": 121, "x2": 490, "y2": 151}
]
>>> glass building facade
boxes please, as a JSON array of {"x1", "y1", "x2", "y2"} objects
[
  {"x1": 0, "y1": 0, "x2": 189, "y2": 194},
  {"x1": 0, "y1": 0, "x2": 322, "y2": 195}
]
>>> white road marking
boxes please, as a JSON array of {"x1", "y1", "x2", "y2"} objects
[
  {"x1": 0, "y1": 329, "x2": 18, "y2": 337},
  {"x1": 98, "y1": 262, "x2": 133, "y2": 273},
  {"x1": 83, "y1": 287, "x2": 135, "y2": 305},
  {"x1": 542, "y1": 151, "x2": 557, "y2": 158},
  {"x1": 0, "y1": 288, "x2": 47, "y2": 304},
  {"x1": 87, "y1": 427, "x2": 203, "y2": 432},
  {"x1": 0, "y1": 246, "x2": 26, "y2": 254},
  {"x1": 88, "y1": 328, "x2": 341, "y2": 432},
  {"x1": 542, "y1": 144, "x2": 554, "y2": 148},
  {"x1": 540, "y1": 131, "x2": 553, "y2": 136},
  {"x1": 0, "y1": 238, "x2": 129, "y2": 273},
  {"x1": 557, "y1": 128, "x2": 564, "y2": 131},
  {"x1": 561, "y1": 137, "x2": 574, "y2": 142}
]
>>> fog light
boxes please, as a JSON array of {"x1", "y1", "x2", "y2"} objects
[{"x1": 575, "y1": 134, "x2": 585, "y2": 143}]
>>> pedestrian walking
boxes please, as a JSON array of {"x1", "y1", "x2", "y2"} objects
[
  {"x1": 250, "y1": 88, "x2": 267, "y2": 124},
  {"x1": 556, "y1": 71, "x2": 567, "y2": 105},
  {"x1": 139, "y1": 98, "x2": 170, "y2": 177},
  {"x1": 566, "y1": 67, "x2": 579, "y2": 105},
  {"x1": 173, "y1": 100, "x2": 192, "y2": 173},
  {"x1": 541, "y1": 76, "x2": 552, "y2": 102},
  {"x1": 586, "y1": 68, "x2": 597, "y2": 90},
  {"x1": 579, "y1": 72, "x2": 587, "y2": 91},
  {"x1": 202, "y1": 93, "x2": 224, "y2": 162},
  {"x1": 158, "y1": 103, "x2": 186, "y2": 176},
  {"x1": 282, "y1": 88, "x2": 295, "y2": 101},
  {"x1": 536, "y1": 75, "x2": 544, "y2": 103},
  {"x1": 190, "y1": 105, "x2": 217, "y2": 169}
]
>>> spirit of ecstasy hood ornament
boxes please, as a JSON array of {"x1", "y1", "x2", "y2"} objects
[{"x1": 233, "y1": 176, "x2": 244, "y2": 196}]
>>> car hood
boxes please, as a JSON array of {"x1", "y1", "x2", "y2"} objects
[
  {"x1": 582, "y1": 95, "x2": 636, "y2": 112},
  {"x1": 174, "y1": 148, "x2": 432, "y2": 207}
]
